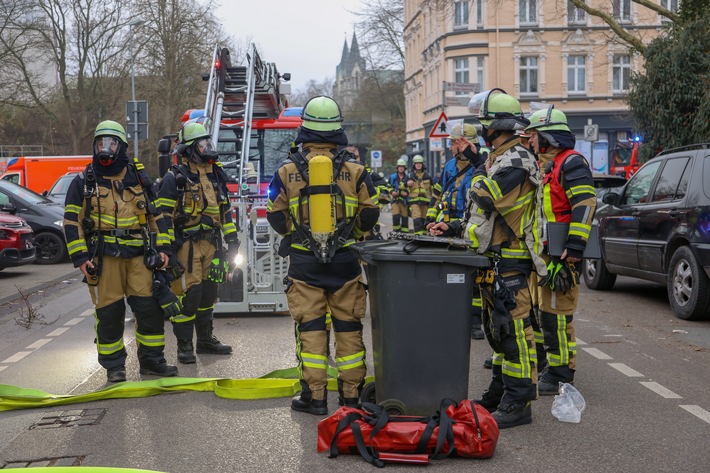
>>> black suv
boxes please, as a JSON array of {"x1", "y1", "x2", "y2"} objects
[{"x1": 584, "y1": 144, "x2": 710, "y2": 321}]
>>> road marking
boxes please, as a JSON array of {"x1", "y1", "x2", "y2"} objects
[
  {"x1": 0, "y1": 366, "x2": 6, "y2": 373},
  {"x1": 640, "y1": 382, "x2": 682, "y2": 399},
  {"x1": 581, "y1": 347, "x2": 612, "y2": 360},
  {"x1": 576, "y1": 337, "x2": 587, "y2": 346},
  {"x1": 2, "y1": 351, "x2": 32, "y2": 363},
  {"x1": 608, "y1": 363, "x2": 644, "y2": 377},
  {"x1": 64, "y1": 317, "x2": 84, "y2": 326},
  {"x1": 80, "y1": 309, "x2": 94, "y2": 317},
  {"x1": 47, "y1": 327, "x2": 70, "y2": 337},
  {"x1": 26, "y1": 339, "x2": 52, "y2": 350},
  {"x1": 679, "y1": 405, "x2": 710, "y2": 424}
]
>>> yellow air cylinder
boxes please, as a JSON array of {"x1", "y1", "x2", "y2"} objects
[{"x1": 308, "y1": 155, "x2": 335, "y2": 249}]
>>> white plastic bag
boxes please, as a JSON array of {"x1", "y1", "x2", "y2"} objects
[{"x1": 551, "y1": 382, "x2": 586, "y2": 423}]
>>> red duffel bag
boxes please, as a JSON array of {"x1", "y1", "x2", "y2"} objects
[{"x1": 317, "y1": 399, "x2": 499, "y2": 467}]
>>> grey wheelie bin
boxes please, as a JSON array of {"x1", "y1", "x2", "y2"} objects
[{"x1": 353, "y1": 239, "x2": 490, "y2": 416}]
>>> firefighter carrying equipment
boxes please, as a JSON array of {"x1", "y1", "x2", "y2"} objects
[
  {"x1": 288, "y1": 149, "x2": 357, "y2": 263},
  {"x1": 318, "y1": 399, "x2": 499, "y2": 467},
  {"x1": 153, "y1": 270, "x2": 183, "y2": 319},
  {"x1": 538, "y1": 259, "x2": 577, "y2": 294}
]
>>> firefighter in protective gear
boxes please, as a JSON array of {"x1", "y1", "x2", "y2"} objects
[
  {"x1": 466, "y1": 88, "x2": 542, "y2": 428},
  {"x1": 388, "y1": 158, "x2": 410, "y2": 232},
  {"x1": 525, "y1": 106, "x2": 596, "y2": 395},
  {"x1": 267, "y1": 95, "x2": 379, "y2": 415},
  {"x1": 63, "y1": 120, "x2": 177, "y2": 382},
  {"x1": 406, "y1": 155, "x2": 434, "y2": 234},
  {"x1": 157, "y1": 122, "x2": 237, "y2": 364}
]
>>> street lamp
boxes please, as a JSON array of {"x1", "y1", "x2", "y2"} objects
[{"x1": 129, "y1": 19, "x2": 144, "y2": 159}]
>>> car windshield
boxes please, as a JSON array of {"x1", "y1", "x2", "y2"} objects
[
  {"x1": 0, "y1": 180, "x2": 55, "y2": 204},
  {"x1": 611, "y1": 147, "x2": 632, "y2": 166},
  {"x1": 50, "y1": 175, "x2": 75, "y2": 196}
]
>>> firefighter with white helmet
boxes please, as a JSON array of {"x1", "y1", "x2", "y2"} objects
[
  {"x1": 267, "y1": 95, "x2": 379, "y2": 415},
  {"x1": 63, "y1": 120, "x2": 177, "y2": 382},
  {"x1": 389, "y1": 157, "x2": 410, "y2": 232},
  {"x1": 406, "y1": 155, "x2": 434, "y2": 234},
  {"x1": 525, "y1": 105, "x2": 596, "y2": 395},
  {"x1": 157, "y1": 121, "x2": 238, "y2": 364}
]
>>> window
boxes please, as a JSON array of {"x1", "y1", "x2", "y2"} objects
[
  {"x1": 613, "y1": 0, "x2": 631, "y2": 22},
  {"x1": 0, "y1": 192, "x2": 9, "y2": 207},
  {"x1": 520, "y1": 56, "x2": 538, "y2": 94},
  {"x1": 454, "y1": 0, "x2": 469, "y2": 29},
  {"x1": 520, "y1": 0, "x2": 537, "y2": 25},
  {"x1": 622, "y1": 161, "x2": 662, "y2": 205},
  {"x1": 568, "y1": 1, "x2": 586, "y2": 24},
  {"x1": 454, "y1": 58, "x2": 469, "y2": 95},
  {"x1": 613, "y1": 55, "x2": 631, "y2": 93},
  {"x1": 651, "y1": 158, "x2": 690, "y2": 202},
  {"x1": 660, "y1": 0, "x2": 679, "y2": 23},
  {"x1": 568, "y1": 55, "x2": 586, "y2": 94},
  {"x1": 476, "y1": 0, "x2": 484, "y2": 28},
  {"x1": 476, "y1": 57, "x2": 485, "y2": 90}
]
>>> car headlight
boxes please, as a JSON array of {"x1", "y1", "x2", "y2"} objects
[
  {"x1": 53, "y1": 219, "x2": 64, "y2": 227},
  {"x1": 234, "y1": 253, "x2": 244, "y2": 267}
]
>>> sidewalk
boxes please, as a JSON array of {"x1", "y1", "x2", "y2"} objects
[{"x1": 0, "y1": 262, "x2": 80, "y2": 306}]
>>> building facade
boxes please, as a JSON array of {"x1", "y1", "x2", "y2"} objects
[
  {"x1": 333, "y1": 33, "x2": 368, "y2": 112},
  {"x1": 404, "y1": 0, "x2": 676, "y2": 175}
]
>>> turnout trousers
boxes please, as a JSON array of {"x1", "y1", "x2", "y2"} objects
[
  {"x1": 86, "y1": 255, "x2": 167, "y2": 370},
  {"x1": 390, "y1": 201, "x2": 409, "y2": 232}
]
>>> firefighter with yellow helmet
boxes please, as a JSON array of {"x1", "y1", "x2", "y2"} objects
[
  {"x1": 157, "y1": 121, "x2": 237, "y2": 364},
  {"x1": 525, "y1": 105, "x2": 596, "y2": 395},
  {"x1": 267, "y1": 96, "x2": 380, "y2": 415},
  {"x1": 406, "y1": 155, "x2": 434, "y2": 234},
  {"x1": 63, "y1": 120, "x2": 177, "y2": 382},
  {"x1": 388, "y1": 157, "x2": 410, "y2": 232}
]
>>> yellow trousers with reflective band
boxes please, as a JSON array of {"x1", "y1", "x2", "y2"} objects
[
  {"x1": 391, "y1": 201, "x2": 409, "y2": 232},
  {"x1": 287, "y1": 275, "x2": 367, "y2": 401}
]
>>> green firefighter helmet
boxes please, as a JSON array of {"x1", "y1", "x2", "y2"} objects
[
  {"x1": 301, "y1": 95, "x2": 344, "y2": 132},
  {"x1": 525, "y1": 105, "x2": 571, "y2": 133},
  {"x1": 396, "y1": 158, "x2": 407, "y2": 166},
  {"x1": 94, "y1": 120, "x2": 127, "y2": 144},
  {"x1": 468, "y1": 88, "x2": 528, "y2": 130},
  {"x1": 178, "y1": 122, "x2": 218, "y2": 163},
  {"x1": 412, "y1": 155, "x2": 424, "y2": 164},
  {"x1": 449, "y1": 122, "x2": 478, "y2": 139}
]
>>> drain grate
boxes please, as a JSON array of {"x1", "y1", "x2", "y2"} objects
[
  {"x1": 30, "y1": 408, "x2": 107, "y2": 429},
  {"x1": 2, "y1": 455, "x2": 85, "y2": 468}
]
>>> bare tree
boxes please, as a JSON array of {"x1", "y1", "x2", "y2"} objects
[
  {"x1": 289, "y1": 77, "x2": 335, "y2": 107},
  {"x1": 353, "y1": 0, "x2": 405, "y2": 71}
]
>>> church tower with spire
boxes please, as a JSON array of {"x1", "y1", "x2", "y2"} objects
[{"x1": 333, "y1": 32, "x2": 367, "y2": 111}]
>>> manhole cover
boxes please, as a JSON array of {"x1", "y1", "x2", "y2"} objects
[{"x1": 30, "y1": 409, "x2": 107, "y2": 429}]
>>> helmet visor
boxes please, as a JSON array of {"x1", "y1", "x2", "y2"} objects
[
  {"x1": 194, "y1": 138, "x2": 218, "y2": 161},
  {"x1": 94, "y1": 136, "x2": 119, "y2": 155}
]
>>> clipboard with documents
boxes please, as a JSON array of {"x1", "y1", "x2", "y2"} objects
[{"x1": 546, "y1": 222, "x2": 601, "y2": 259}]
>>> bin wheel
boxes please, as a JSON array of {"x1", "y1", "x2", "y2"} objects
[
  {"x1": 379, "y1": 398, "x2": 407, "y2": 416},
  {"x1": 360, "y1": 382, "x2": 376, "y2": 404}
]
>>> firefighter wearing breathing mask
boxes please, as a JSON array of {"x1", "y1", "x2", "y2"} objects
[
  {"x1": 63, "y1": 120, "x2": 177, "y2": 383},
  {"x1": 267, "y1": 95, "x2": 379, "y2": 416},
  {"x1": 157, "y1": 122, "x2": 238, "y2": 364},
  {"x1": 525, "y1": 106, "x2": 596, "y2": 396}
]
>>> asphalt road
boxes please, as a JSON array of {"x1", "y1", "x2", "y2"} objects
[{"x1": 1, "y1": 214, "x2": 709, "y2": 472}]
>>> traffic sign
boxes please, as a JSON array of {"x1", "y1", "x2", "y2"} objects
[
  {"x1": 370, "y1": 150, "x2": 382, "y2": 168},
  {"x1": 444, "y1": 96, "x2": 471, "y2": 107},
  {"x1": 584, "y1": 124, "x2": 599, "y2": 142},
  {"x1": 126, "y1": 100, "x2": 149, "y2": 141},
  {"x1": 429, "y1": 112, "x2": 449, "y2": 138},
  {"x1": 443, "y1": 82, "x2": 480, "y2": 93},
  {"x1": 429, "y1": 138, "x2": 444, "y2": 151}
]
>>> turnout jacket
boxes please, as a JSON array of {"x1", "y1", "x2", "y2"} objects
[
  {"x1": 428, "y1": 157, "x2": 474, "y2": 222},
  {"x1": 406, "y1": 169, "x2": 434, "y2": 205},
  {"x1": 538, "y1": 148, "x2": 596, "y2": 259},
  {"x1": 63, "y1": 161, "x2": 172, "y2": 268},
  {"x1": 157, "y1": 159, "x2": 238, "y2": 249},
  {"x1": 266, "y1": 142, "x2": 379, "y2": 253},
  {"x1": 388, "y1": 172, "x2": 409, "y2": 203}
]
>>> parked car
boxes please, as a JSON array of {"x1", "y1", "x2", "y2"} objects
[
  {"x1": 593, "y1": 173, "x2": 627, "y2": 208},
  {"x1": 0, "y1": 211, "x2": 36, "y2": 270},
  {"x1": 43, "y1": 173, "x2": 78, "y2": 204},
  {"x1": 0, "y1": 180, "x2": 67, "y2": 264},
  {"x1": 584, "y1": 143, "x2": 710, "y2": 320}
]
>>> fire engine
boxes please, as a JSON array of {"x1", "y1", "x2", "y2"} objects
[
  {"x1": 609, "y1": 137, "x2": 643, "y2": 179},
  {"x1": 168, "y1": 44, "x2": 300, "y2": 314}
]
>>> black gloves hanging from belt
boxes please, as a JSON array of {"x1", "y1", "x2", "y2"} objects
[
  {"x1": 538, "y1": 259, "x2": 577, "y2": 294},
  {"x1": 153, "y1": 270, "x2": 183, "y2": 319}
]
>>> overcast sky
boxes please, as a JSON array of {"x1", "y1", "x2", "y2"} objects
[{"x1": 215, "y1": 0, "x2": 364, "y2": 93}]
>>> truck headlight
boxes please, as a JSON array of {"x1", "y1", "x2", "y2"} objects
[{"x1": 234, "y1": 253, "x2": 244, "y2": 267}]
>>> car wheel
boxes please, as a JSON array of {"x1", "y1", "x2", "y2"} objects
[
  {"x1": 582, "y1": 255, "x2": 616, "y2": 290},
  {"x1": 34, "y1": 231, "x2": 67, "y2": 265},
  {"x1": 667, "y1": 246, "x2": 710, "y2": 321}
]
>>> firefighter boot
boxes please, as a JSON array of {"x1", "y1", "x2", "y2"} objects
[
  {"x1": 139, "y1": 360, "x2": 178, "y2": 377},
  {"x1": 492, "y1": 401, "x2": 532, "y2": 429},
  {"x1": 107, "y1": 366, "x2": 126, "y2": 383},
  {"x1": 474, "y1": 380, "x2": 504, "y2": 413},
  {"x1": 177, "y1": 339, "x2": 196, "y2": 364},
  {"x1": 195, "y1": 322, "x2": 232, "y2": 355}
]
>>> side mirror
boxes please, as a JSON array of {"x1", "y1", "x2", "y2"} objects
[
  {"x1": 157, "y1": 138, "x2": 173, "y2": 154},
  {"x1": 2, "y1": 203, "x2": 17, "y2": 214},
  {"x1": 602, "y1": 192, "x2": 619, "y2": 206}
]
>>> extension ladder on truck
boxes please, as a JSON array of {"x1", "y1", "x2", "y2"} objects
[{"x1": 202, "y1": 44, "x2": 290, "y2": 315}]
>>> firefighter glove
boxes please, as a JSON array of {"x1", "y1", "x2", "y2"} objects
[
  {"x1": 208, "y1": 257, "x2": 228, "y2": 283},
  {"x1": 490, "y1": 274, "x2": 517, "y2": 342},
  {"x1": 153, "y1": 271, "x2": 182, "y2": 319},
  {"x1": 537, "y1": 260, "x2": 561, "y2": 290},
  {"x1": 165, "y1": 255, "x2": 185, "y2": 282}
]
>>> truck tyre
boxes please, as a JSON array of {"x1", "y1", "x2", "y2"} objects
[
  {"x1": 667, "y1": 246, "x2": 710, "y2": 321},
  {"x1": 360, "y1": 382, "x2": 376, "y2": 404},
  {"x1": 582, "y1": 254, "x2": 616, "y2": 290},
  {"x1": 34, "y1": 231, "x2": 67, "y2": 265}
]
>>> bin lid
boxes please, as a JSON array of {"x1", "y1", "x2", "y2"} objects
[{"x1": 352, "y1": 239, "x2": 491, "y2": 267}]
